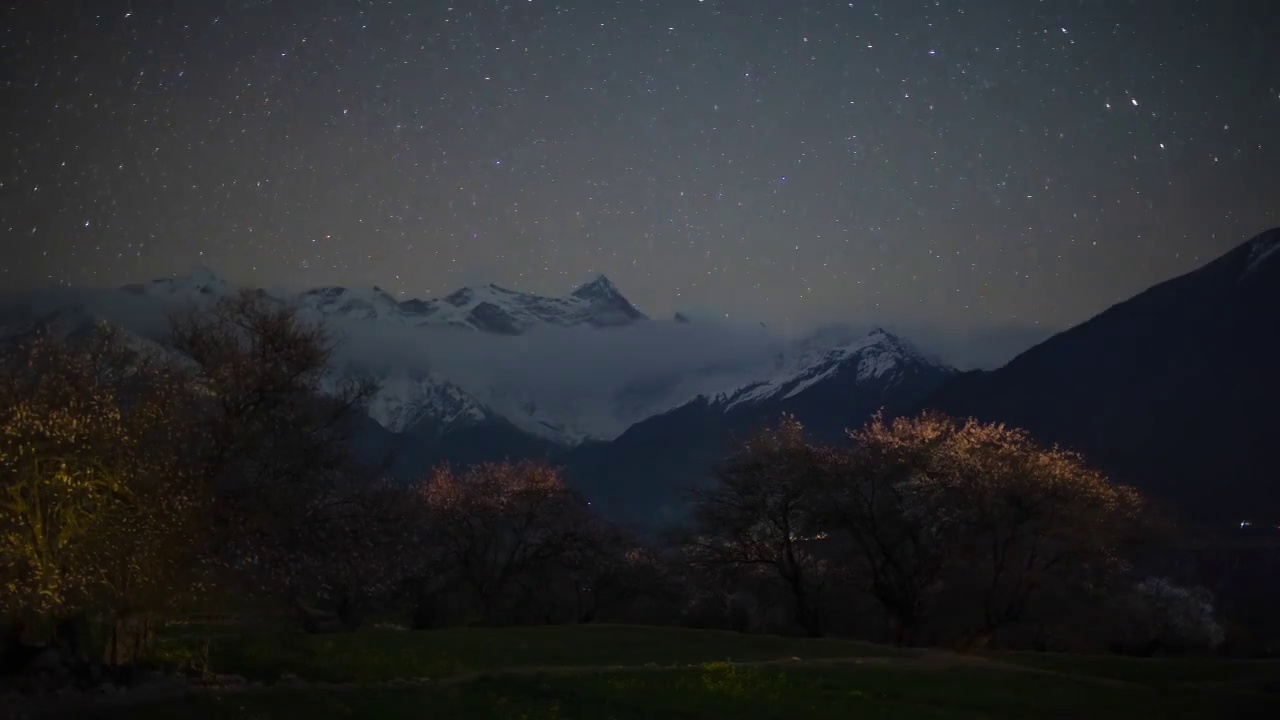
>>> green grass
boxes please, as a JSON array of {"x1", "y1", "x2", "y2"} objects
[
  {"x1": 90, "y1": 664, "x2": 1278, "y2": 719},
  {"x1": 154, "y1": 623, "x2": 913, "y2": 683},
  {"x1": 992, "y1": 649, "x2": 1280, "y2": 694},
  {"x1": 72, "y1": 624, "x2": 1279, "y2": 719}
]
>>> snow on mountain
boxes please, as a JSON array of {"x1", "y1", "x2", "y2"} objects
[
  {"x1": 363, "y1": 373, "x2": 489, "y2": 434},
  {"x1": 284, "y1": 274, "x2": 647, "y2": 335},
  {"x1": 299, "y1": 285, "x2": 403, "y2": 321},
  {"x1": 122, "y1": 264, "x2": 234, "y2": 299},
  {"x1": 466, "y1": 381, "x2": 603, "y2": 445},
  {"x1": 120, "y1": 268, "x2": 661, "y2": 442},
  {"x1": 389, "y1": 275, "x2": 647, "y2": 334},
  {"x1": 0, "y1": 266, "x2": 948, "y2": 450},
  {"x1": 708, "y1": 326, "x2": 945, "y2": 411}
]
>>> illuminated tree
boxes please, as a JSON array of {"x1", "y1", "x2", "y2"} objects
[
  {"x1": 0, "y1": 326, "x2": 204, "y2": 659},
  {"x1": 943, "y1": 419, "x2": 1143, "y2": 638},
  {"x1": 820, "y1": 412, "x2": 1143, "y2": 645}
]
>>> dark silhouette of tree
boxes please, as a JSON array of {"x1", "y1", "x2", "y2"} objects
[
  {"x1": 815, "y1": 412, "x2": 961, "y2": 645},
  {"x1": 418, "y1": 460, "x2": 592, "y2": 624},
  {"x1": 688, "y1": 415, "x2": 829, "y2": 637},
  {"x1": 166, "y1": 291, "x2": 379, "y2": 624}
]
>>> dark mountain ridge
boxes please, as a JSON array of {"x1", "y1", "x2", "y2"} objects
[{"x1": 923, "y1": 228, "x2": 1280, "y2": 525}]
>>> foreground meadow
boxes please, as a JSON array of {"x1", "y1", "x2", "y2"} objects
[{"x1": 53, "y1": 624, "x2": 1278, "y2": 719}]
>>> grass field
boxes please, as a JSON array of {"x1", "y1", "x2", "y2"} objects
[
  {"x1": 73, "y1": 624, "x2": 1278, "y2": 719},
  {"x1": 151, "y1": 622, "x2": 914, "y2": 683}
]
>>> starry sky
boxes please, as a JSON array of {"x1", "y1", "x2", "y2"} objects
[{"x1": 3, "y1": 0, "x2": 1278, "y2": 348}]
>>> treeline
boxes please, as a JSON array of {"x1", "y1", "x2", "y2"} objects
[{"x1": 0, "y1": 292, "x2": 1266, "y2": 677}]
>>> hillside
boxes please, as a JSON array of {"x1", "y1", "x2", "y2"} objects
[{"x1": 923, "y1": 228, "x2": 1280, "y2": 524}]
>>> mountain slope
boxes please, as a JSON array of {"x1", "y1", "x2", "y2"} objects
[
  {"x1": 564, "y1": 328, "x2": 957, "y2": 525},
  {"x1": 922, "y1": 227, "x2": 1280, "y2": 524}
]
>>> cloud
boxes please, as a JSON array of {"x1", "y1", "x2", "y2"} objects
[
  {"x1": 0, "y1": 282, "x2": 1055, "y2": 441},
  {"x1": 326, "y1": 313, "x2": 782, "y2": 391}
]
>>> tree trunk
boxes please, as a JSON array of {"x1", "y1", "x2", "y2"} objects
[
  {"x1": 795, "y1": 601, "x2": 823, "y2": 638},
  {"x1": 888, "y1": 610, "x2": 918, "y2": 647},
  {"x1": 788, "y1": 574, "x2": 823, "y2": 638},
  {"x1": 411, "y1": 591, "x2": 438, "y2": 629},
  {"x1": 104, "y1": 614, "x2": 159, "y2": 668}
]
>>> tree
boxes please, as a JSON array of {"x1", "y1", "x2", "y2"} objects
[
  {"x1": 1129, "y1": 577, "x2": 1224, "y2": 653},
  {"x1": 944, "y1": 420, "x2": 1143, "y2": 638},
  {"x1": 816, "y1": 412, "x2": 963, "y2": 645},
  {"x1": 165, "y1": 291, "x2": 378, "y2": 620},
  {"x1": 688, "y1": 415, "x2": 830, "y2": 637},
  {"x1": 557, "y1": 520, "x2": 654, "y2": 624},
  {"x1": 417, "y1": 460, "x2": 592, "y2": 624},
  {"x1": 820, "y1": 412, "x2": 1143, "y2": 645},
  {"x1": 0, "y1": 325, "x2": 204, "y2": 662}
]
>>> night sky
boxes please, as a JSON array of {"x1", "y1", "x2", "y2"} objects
[{"x1": 3, "y1": 0, "x2": 1277, "y2": 341}]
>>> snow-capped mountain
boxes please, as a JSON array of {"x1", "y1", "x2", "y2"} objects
[
  {"x1": 713, "y1": 327, "x2": 935, "y2": 411},
  {"x1": 696, "y1": 326, "x2": 954, "y2": 429},
  {"x1": 122, "y1": 264, "x2": 235, "y2": 299},
  {"x1": 362, "y1": 373, "x2": 490, "y2": 434},
  {"x1": 0, "y1": 266, "x2": 956, "y2": 505},
  {"x1": 563, "y1": 327, "x2": 958, "y2": 524},
  {"x1": 0, "y1": 269, "x2": 785, "y2": 446},
  {"x1": 297, "y1": 274, "x2": 647, "y2": 334}
]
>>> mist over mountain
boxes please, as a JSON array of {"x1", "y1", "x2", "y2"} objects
[
  {"x1": 0, "y1": 271, "x2": 924, "y2": 444},
  {"x1": 5, "y1": 229, "x2": 1275, "y2": 527}
]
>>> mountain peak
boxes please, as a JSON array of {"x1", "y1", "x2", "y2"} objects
[
  {"x1": 571, "y1": 274, "x2": 620, "y2": 300},
  {"x1": 568, "y1": 274, "x2": 647, "y2": 325}
]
